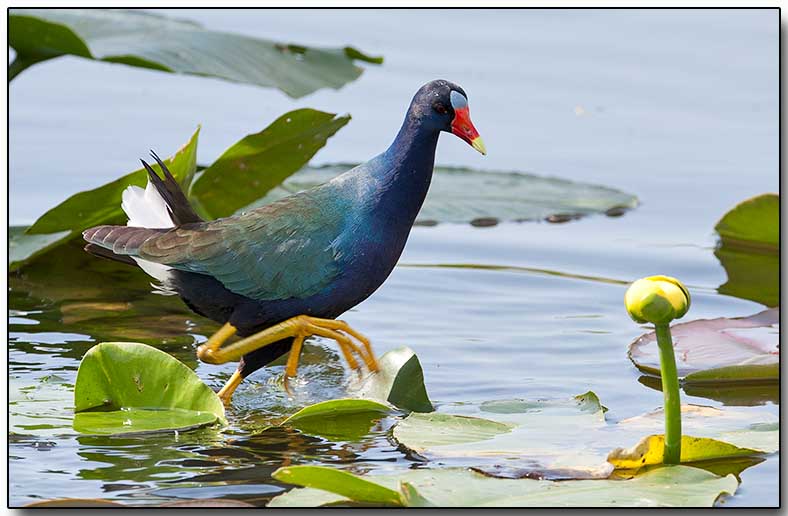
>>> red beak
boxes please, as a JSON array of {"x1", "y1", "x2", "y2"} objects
[{"x1": 451, "y1": 107, "x2": 486, "y2": 155}]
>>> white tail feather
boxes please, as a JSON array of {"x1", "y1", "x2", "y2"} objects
[
  {"x1": 122, "y1": 181, "x2": 174, "y2": 229},
  {"x1": 121, "y1": 180, "x2": 174, "y2": 282}
]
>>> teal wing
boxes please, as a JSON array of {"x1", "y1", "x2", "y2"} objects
[{"x1": 136, "y1": 190, "x2": 346, "y2": 301}]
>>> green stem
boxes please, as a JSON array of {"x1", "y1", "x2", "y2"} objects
[{"x1": 655, "y1": 323, "x2": 681, "y2": 464}]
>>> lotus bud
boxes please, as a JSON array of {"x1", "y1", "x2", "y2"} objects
[{"x1": 625, "y1": 275, "x2": 690, "y2": 325}]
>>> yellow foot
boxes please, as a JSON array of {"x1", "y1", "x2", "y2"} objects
[
  {"x1": 196, "y1": 316, "x2": 379, "y2": 393},
  {"x1": 217, "y1": 370, "x2": 243, "y2": 405}
]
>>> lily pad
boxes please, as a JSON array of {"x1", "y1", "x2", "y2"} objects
[
  {"x1": 714, "y1": 193, "x2": 778, "y2": 253},
  {"x1": 269, "y1": 465, "x2": 738, "y2": 507},
  {"x1": 392, "y1": 392, "x2": 614, "y2": 479},
  {"x1": 273, "y1": 465, "x2": 402, "y2": 506},
  {"x1": 608, "y1": 435, "x2": 761, "y2": 471},
  {"x1": 348, "y1": 346, "x2": 433, "y2": 413},
  {"x1": 628, "y1": 309, "x2": 779, "y2": 384},
  {"x1": 251, "y1": 163, "x2": 639, "y2": 225},
  {"x1": 9, "y1": 9, "x2": 382, "y2": 97},
  {"x1": 73, "y1": 342, "x2": 224, "y2": 435},
  {"x1": 280, "y1": 398, "x2": 391, "y2": 441}
]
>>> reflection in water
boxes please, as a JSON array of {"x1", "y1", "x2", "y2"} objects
[{"x1": 637, "y1": 375, "x2": 779, "y2": 407}]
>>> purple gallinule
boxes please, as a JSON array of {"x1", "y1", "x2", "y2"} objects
[{"x1": 83, "y1": 79, "x2": 485, "y2": 404}]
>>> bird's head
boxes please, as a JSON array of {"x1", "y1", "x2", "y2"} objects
[{"x1": 410, "y1": 79, "x2": 486, "y2": 155}]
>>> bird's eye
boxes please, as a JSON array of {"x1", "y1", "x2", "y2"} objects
[{"x1": 434, "y1": 103, "x2": 448, "y2": 115}]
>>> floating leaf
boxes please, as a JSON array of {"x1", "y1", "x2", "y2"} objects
[
  {"x1": 190, "y1": 110, "x2": 350, "y2": 219},
  {"x1": 10, "y1": 128, "x2": 199, "y2": 270},
  {"x1": 617, "y1": 405, "x2": 778, "y2": 454},
  {"x1": 73, "y1": 342, "x2": 224, "y2": 435},
  {"x1": 348, "y1": 346, "x2": 433, "y2": 413},
  {"x1": 608, "y1": 435, "x2": 761, "y2": 470},
  {"x1": 272, "y1": 465, "x2": 402, "y2": 506},
  {"x1": 269, "y1": 465, "x2": 738, "y2": 507},
  {"x1": 628, "y1": 309, "x2": 779, "y2": 384},
  {"x1": 392, "y1": 392, "x2": 613, "y2": 480},
  {"x1": 9, "y1": 9, "x2": 382, "y2": 96},
  {"x1": 714, "y1": 193, "x2": 778, "y2": 253},
  {"x1": 25, "y1": 499, "x2": 126, "y2": 507},
  {"x1": 251, "y1": 163, "x2": 639, "y2": 225},
  {"x1": 281, "y1": 398, "x2": 390, "y2": 441}
]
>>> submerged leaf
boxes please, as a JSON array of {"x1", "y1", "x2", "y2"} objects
[
  {"x1": 628, "y1": 309, "x2": 779, "y2": 384},
  {"x1": 392, "y1": 393, "x2": 613, "y2": 480},
  {"x1": 9, "y1": 9, "x2": 381, "y2": 96},
  {"x1": 73, "y1": 342, "x2": 224, "y2": 435},
  {"x1": 191, "y1": 110, "x2": 350, "y2": 219},
  {"x1": 269, "y1": 465, "x2": 738, "y2": 507},
  {"x1": 250, "y1": 163, "x2": 639, "y2": 225}
]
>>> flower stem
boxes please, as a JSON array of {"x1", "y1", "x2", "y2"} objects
[{"x1": 655, "y1": 323, "x2": 681, "y2": 464}]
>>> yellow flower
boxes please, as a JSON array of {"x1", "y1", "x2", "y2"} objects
[{"x1": 625, "y1": 275, "x2": 691, "y2": 325}]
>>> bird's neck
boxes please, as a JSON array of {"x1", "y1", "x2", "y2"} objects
[{"x1": 377, "y1": 113, "x2": 440, "y2": 223}]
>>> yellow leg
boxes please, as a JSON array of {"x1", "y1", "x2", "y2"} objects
[
  {"x1": 196, "y1": 315, "x2": 379, "y2": 383},
  {"x1": 217, "y1": 370, "x2": 243, "y2": 405},
  {"x1": 283, "y1": 335, "x2": 305, "y2": 395}
]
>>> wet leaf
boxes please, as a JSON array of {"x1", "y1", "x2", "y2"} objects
[
  {"x1": 392, "y1": 392, "x2": 613, "y2": 480},
  {"x1": 10, "y1": 128, "x2": 199, "y2": 270},
  {"x1": 73, "y1": 342, "x2": 225, "y2": 435},
  {"x1": 269, "y1": 465, "x2": 738, "y2": 507},
  {"x1": 349, "y1": 346, "x2": 433, "y2": 413},
  {"x1": 9, "y1": 9, "x2": 382, "y2": 96},
  {"x1": 608, "y1": 435, "x2": 761, "y2": 470},
  {"x1": 281, "y1": 398, "x2": 390, "y2": 441},
  {"x1": 628, "y1": 309, "x2": 779, "y2": 384},
  {"x1": 190, "y1": 110, "x2": 350, "y2": 219},
  {"x1": 250, "y1": 163, "x2": 639, "y2": 225},
  {"x1": 714, "y1": 193, "x2": 778, "y2": 253},
  {"x1": 272, "y1": 465, "x2": 402, "y2": 506}
]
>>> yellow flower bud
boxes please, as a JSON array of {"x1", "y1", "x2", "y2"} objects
[{"x1": 625, "y1": 275, "x2": 691, "y2": 325}]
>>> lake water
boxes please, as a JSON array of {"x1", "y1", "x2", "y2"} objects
[{"x1": 9, "y1": 8, "x2": 778, "y2": 507}]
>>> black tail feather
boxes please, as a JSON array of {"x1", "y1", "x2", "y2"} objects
[
  {"x1": 141, "y1": 151, "x2": 204, "y2": 226},
  {"x1": 84, "y1": 243, "x2": 137, "y2": 266}
]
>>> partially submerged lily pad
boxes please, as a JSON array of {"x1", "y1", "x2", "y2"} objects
[
  {"x1": 73, "y1": 342, "x2": 225, "y2": 435},
  {"x1": 392, "y1": 392, "x2": 614, "y2": 479},
  {"x1": 628, "y1": 309, "x2": 779, "y2": 384},
  {"x1": 251, "y1": 163, "x2": 639, "y2": 226},
  {"x1": 280, "y1": 398, "x2": 391, "y2": 441},
  {"x1": 269, "y1": 465, "x2": 738, "y2": 507}
]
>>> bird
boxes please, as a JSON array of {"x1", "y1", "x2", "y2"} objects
[{"x1": 82, "y1": 79, "x2": 486, "y2": 405}]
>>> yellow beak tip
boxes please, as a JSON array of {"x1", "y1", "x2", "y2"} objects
[{"x1": 471, "y1": 137, "x2": 487, "y2": 155}]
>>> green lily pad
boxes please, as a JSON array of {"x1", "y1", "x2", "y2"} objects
[
  {"x1": 251, "y1": 163, "x2": 639, "y2": 225},
  {"x1": 9, "y1": 9, "x2": 381, "y2": 97},
  {"x1": 73, "y1": 342, "x2": 224, "y2": 435},
  {"x1": 714, "y1": 193, "x2": 778, "y2": 253},
  {"x1": 628, "y1": 309, "x2": 779, "y2": 384},
  {"x1": 348, "y1": 346, "x2": 433, "y2": 413},
  {"x1": 392, "y1": 392, "x2": 613, "y2": 479},
  {"x1": 273, "y1": 465, "x2": 402, "y2": 506},
  {"x1": 269, "y1": 465, "x2": 738, "y2": 507},
  {"x1": 190, "y1": 110, "x2": 350, "y2": 219},
  {"x1": 280, "y1": 398, "x2": 391, "y2": 441}
]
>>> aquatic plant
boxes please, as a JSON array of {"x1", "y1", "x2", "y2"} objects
[{"x1": 625, "y1": 275, "x2": 691, "y2": 464}]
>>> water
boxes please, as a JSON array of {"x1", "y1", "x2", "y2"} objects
[{"x1": 9, "y1": 8, "x2": 778, "y2": 507}]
